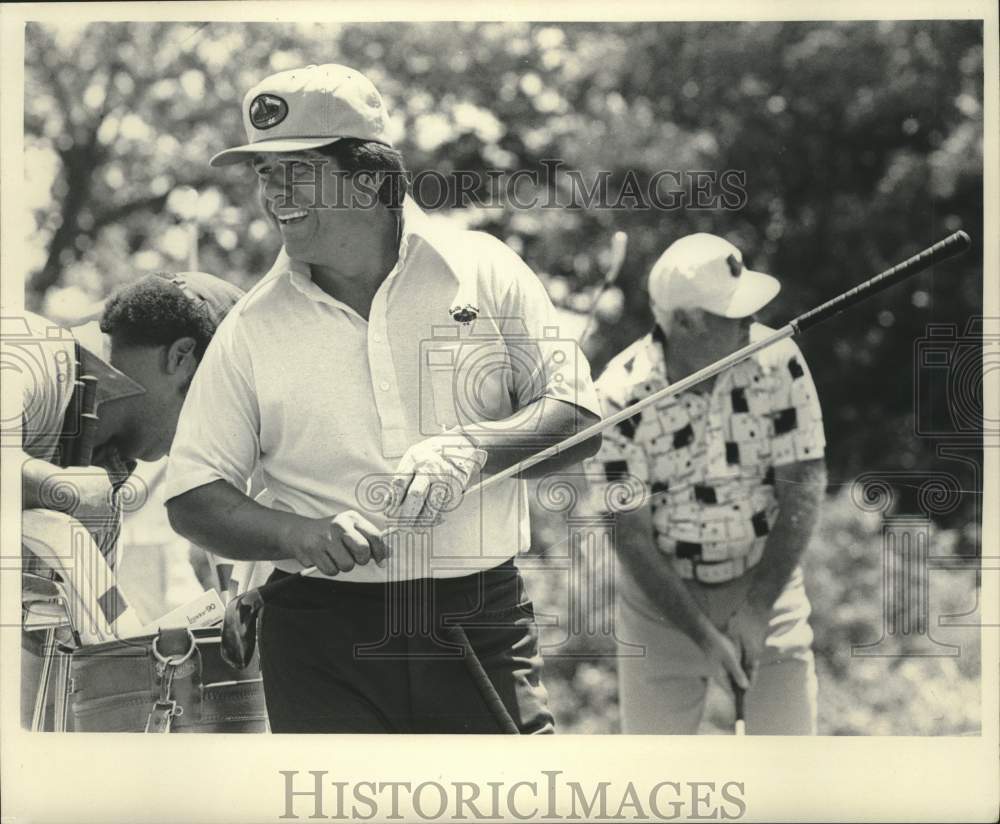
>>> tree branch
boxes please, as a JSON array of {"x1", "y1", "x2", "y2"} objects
[{"x1": 89, "y1": 177, "x2": 215, "y2": 231}]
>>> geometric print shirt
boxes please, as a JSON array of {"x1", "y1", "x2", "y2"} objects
[{"x1": 589, "y1": 323, "x2": 825, "y2": 584}]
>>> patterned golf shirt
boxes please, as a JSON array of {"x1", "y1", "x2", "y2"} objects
[{"x1": 589, "y1": 323, "x2": 825, "y2": 584}]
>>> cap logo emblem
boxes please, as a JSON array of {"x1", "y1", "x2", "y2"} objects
[
  {"x1": 726, "y1": 254, "x2": 742, "y2": 277},
  {"x1": 249, "y1": 94, "x2": 288, "y2": 130}
]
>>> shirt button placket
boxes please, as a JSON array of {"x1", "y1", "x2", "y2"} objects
[
  {"x1": 368, "y1": 288, "x2": 406, "y2": 455},
  {"x1": 372, "y1": 315, "x2": 391, "y2": 392}
]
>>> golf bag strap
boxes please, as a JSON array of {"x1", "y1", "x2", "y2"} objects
[{"x1": 144, "y1": 628, "x2": 197, "y2": 733}]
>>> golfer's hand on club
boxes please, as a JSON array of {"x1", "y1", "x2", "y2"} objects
[
  {"x1": 700, "y1": 624, "x2": 750, "y2": 692},
  {"x1": 388, "y1": 432, "x2": 488, "y2": 525},
  {"x1": 725, "y1": 599, "x2": 770, "y2": 684},
  {"x1": 283, "y1": 511, "x2": 388, "y2": 576}
]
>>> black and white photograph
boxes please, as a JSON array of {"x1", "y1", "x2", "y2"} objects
[{"x1": 1, "y1": 2, "x2": 996, "y2": 822}]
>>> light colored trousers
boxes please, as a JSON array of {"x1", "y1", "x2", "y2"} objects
[{"x1": 615, "y1": 561, "x2": 818, "y2": 735}]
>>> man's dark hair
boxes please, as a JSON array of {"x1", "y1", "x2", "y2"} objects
[
  {"x1": 100, "y1": 274, "x2": 216, "y2": 360},
  {"x1": 317, "y1": 138, "x2": 409, "y2": 210}
]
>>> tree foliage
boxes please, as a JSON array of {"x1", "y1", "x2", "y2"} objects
[
  {"x1": 22, "y1": 18, "x2": 984, "y2": 738},
  {"x1": 24, "y1": 20, "x2": 984, "y2": 514}
]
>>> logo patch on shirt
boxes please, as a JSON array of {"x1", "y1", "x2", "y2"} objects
[
  {"x1": 449, "y1": 303, "x2": 479, "y2": 324},
  {"x1": 249, "y1": 94, "x2": 289, "y2": 130}
]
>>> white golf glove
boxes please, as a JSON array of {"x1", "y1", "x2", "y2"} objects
[{"x1": 388, "y1": 431, "x2": 487, "y2": 525}]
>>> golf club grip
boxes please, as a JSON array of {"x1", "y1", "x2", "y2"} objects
[
  {"x1": 792, "y1": 231, "x2": 971, "y2": 333},
  {"x1": 733, "y1": 682, "x2": 745, "y2": 721},
  {"x1": 729, "y1": 645, "x2": 750, "y2": 721},
  {"x1": 730, "y1": 647, "x2": 749, "y2": 731}
]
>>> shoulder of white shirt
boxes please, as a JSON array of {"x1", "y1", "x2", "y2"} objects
[{"x1": 224, "y1": 250, "x2": 295, "y2": 320}]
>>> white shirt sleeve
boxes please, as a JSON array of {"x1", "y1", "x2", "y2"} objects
[
  {"x1": 164, "y1": 314, "x2": 261, "y2": 501},
  {"x1": 486, "y1": 237, "x2": 603, "y2": 420}
]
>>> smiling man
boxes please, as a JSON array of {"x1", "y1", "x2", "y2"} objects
[{"x1": 164, "y1": 64, "x2": 603, "y2": 733}]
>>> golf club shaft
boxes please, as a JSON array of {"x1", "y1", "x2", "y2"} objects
[
  {"x1": 579, "y1": 231, "x2": 628, "y2": 347},
  {"x1": 732, "y1": 646, "x2": 749, "y2": 736},
  {"x1": 292, "y1": 230, "x2": 970, "y2": 582},
  {"x1": 474, "y1": 230, "x2": 971, "y2": 495}
]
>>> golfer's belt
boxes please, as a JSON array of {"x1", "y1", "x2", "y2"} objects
[{"x1": 668, "y1": 541, "x2": 766, "y2": 585}]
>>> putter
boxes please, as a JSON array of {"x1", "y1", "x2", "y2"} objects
[
  {"x1": 729, "y1": 646, "x2": 751, "y2": 736},
  {"x1": 578, "y1": 230, "x2": 628, "y2": 347},
  {"x1": 733, "y1": 686, "x2": 746, "y2": 736},
  {"x1": 221, "y1": 230, "x2": 971, "y2": 681}
]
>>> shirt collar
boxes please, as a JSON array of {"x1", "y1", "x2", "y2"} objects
[
  {"x1": 284, "y1": 196, "x2": 437, "y2": 306},
  {"x1": 640, "y1": 325, "x2": 669, "y2": 384}
]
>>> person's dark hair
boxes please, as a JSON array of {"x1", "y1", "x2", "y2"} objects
[
  {"x1": 100, "y1": 274, "x2": 216, "y2": 360},
  {"x1": 317, "y1": 138, "x2": 409, "y2": 210}
]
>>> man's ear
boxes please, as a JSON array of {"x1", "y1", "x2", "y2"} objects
[{"x1": 166, "y1": 336, "x2": 198, "y2": 380}]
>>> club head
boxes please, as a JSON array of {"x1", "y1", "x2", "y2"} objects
[
  {"x1": 220, "y1": 589, "x2": 264, "y2": 671},
  {"x1": 605, "y1": 231, "x2": 628, "y2": 285}
]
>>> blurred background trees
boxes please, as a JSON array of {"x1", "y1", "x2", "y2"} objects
[
  {"x1": 24, "y1": 19, "x2": 985, "y2": 504},
  {"x1": 22, "y1": 19, "x2": 985, "y2": 734}
]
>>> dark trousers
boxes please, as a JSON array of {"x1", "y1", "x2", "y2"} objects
[{"x1": 258, "y1": 560, "x2": 554, "y2": 734}]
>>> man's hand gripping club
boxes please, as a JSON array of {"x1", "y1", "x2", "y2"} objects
[
  {"x1": 285, "y1": 431, "x2": 486, "y2": 576},
  {"x1": 387, "y1": 431, "x2": 488, "y2": 525}
]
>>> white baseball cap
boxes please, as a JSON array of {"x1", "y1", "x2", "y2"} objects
[
  {"x1": 210, "y1": 64, "x2": 391, "y2": 167},
  {"x1": 648, "y1": 233, "x2": 781, "y2": 318}
]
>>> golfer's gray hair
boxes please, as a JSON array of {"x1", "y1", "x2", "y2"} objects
[{"x1": 651, "y1": 302, "x2": 709, "y2": 336}]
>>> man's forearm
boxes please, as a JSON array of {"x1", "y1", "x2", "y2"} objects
[
  {"x1": 21, "y1": 453, "x2": 63, "y2": 510},
  {"x1": 469, "y1": 397, "x2": 602, "y2": 478},
  {"x1": 166, "y1": 480, "x2": 302, "y2": 562},
  {"x1": 746, "y1": 459, "x2": 827, "y2": 609}
]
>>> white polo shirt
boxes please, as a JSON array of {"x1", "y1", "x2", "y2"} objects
[{"x1": 165, "y1": 199, "x2": 601, "y2": 581}]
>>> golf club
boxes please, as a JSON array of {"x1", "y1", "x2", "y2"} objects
[
  {"x1": 475, "y1": 229, "x2": 972, "y2": 495},
  {"x1": 220, "y1": 230, "x2": 971, "y2": 708},
  {"x1": 578, "y1": 230, "x2": 628, "y2": 347},
  {"x1": 730, "y1": 645, "x2": 750, "y2": 736},
  {"x1": 733, "y1": 686, "x2": 746, "y2": 736}
]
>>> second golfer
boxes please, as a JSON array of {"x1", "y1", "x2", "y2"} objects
[{"x1": 590, "y1": 233, "x2": 827, "y2": 735}]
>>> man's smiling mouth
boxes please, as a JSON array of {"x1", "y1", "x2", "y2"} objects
[{"x1": 275, "y1": 209, "x2": 309, "y2": 225}]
